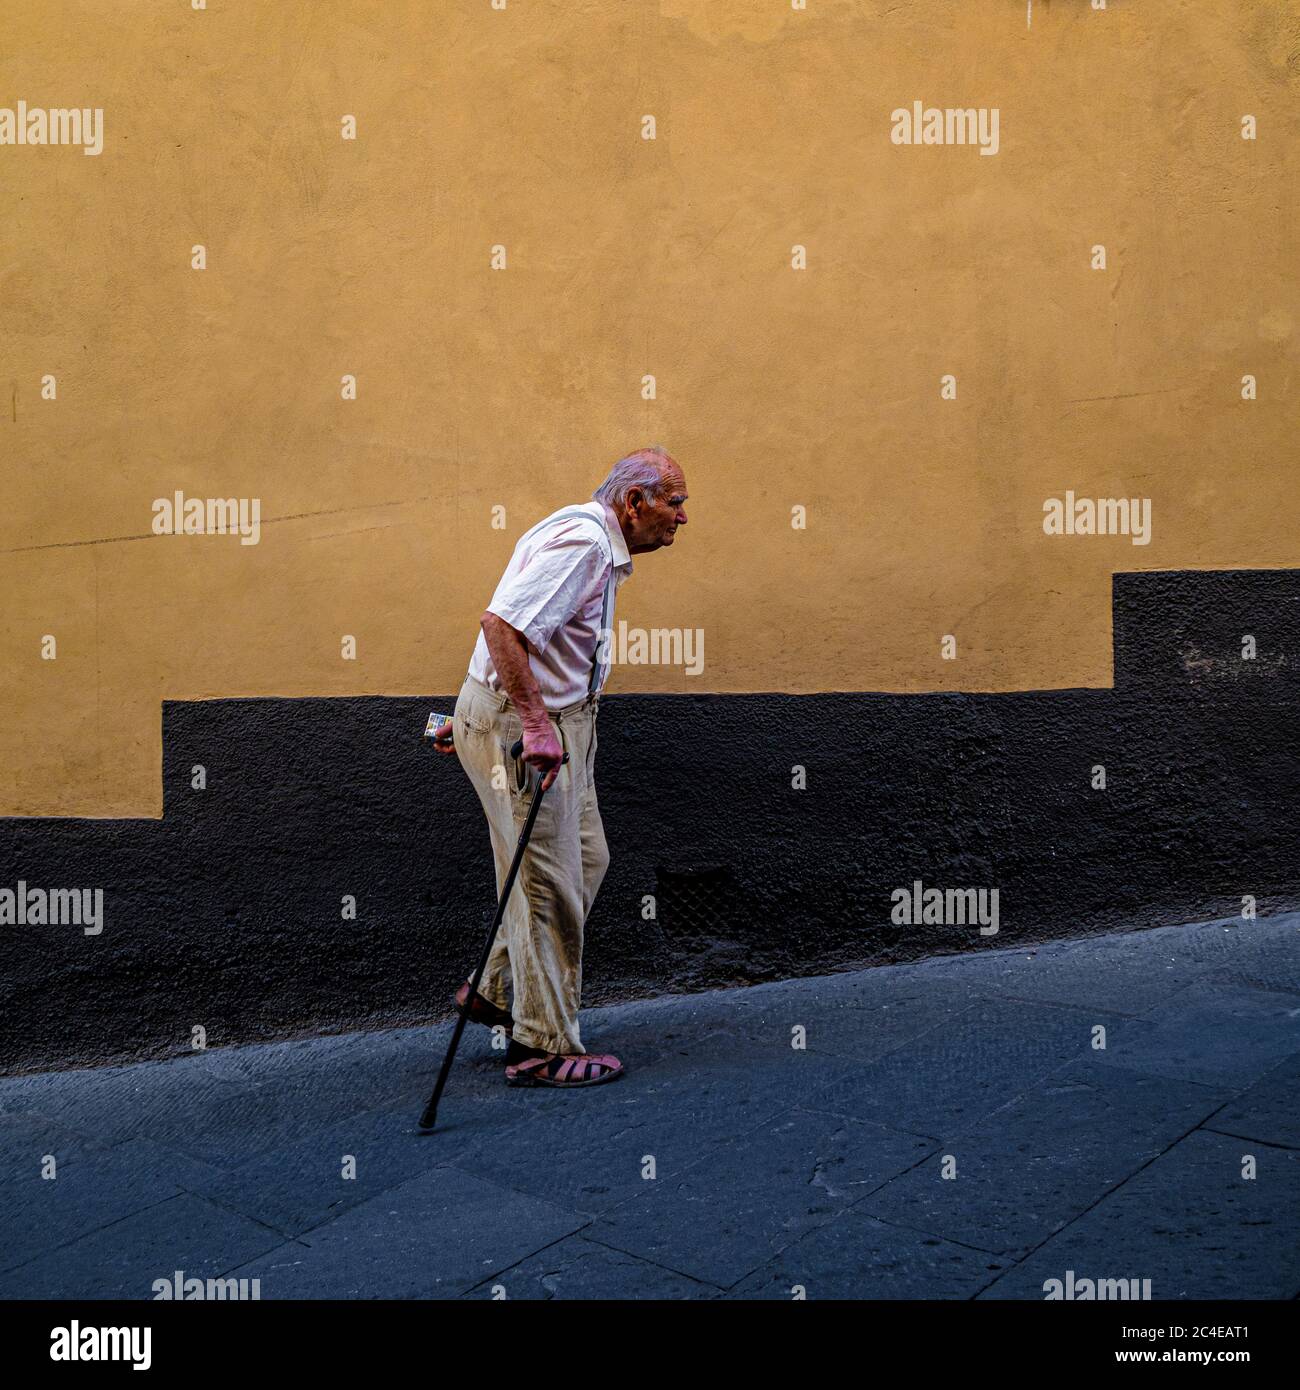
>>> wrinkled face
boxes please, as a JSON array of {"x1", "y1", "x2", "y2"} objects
[{"x1": 625, "y1": 462, "x2": 688, "y2": 553}]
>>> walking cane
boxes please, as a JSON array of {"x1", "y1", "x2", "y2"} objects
[{"x1": 417, "y1": 736, "x2": 569, "y2": 1133}]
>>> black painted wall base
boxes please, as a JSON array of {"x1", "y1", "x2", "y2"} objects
[{"x1": 2, "y1": 569, "x2": 1298, "y2": 1074}]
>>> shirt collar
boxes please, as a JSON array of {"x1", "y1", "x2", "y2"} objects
[{"x1": 597, "y1": 500, "x2": 633, "y2": 574}]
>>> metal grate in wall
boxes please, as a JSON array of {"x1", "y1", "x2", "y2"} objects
[{"x1": 655, "y1": 864, "x2": 739, "y2": 945}]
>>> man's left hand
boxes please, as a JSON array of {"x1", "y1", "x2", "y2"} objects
[{"x1": 432, "y1": 720, "x2": 456, "y2": 755}]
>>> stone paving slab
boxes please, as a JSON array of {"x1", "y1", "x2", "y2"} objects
[
  {"x1": 443, "y1": 1050, "x2": 870, "y2": 1218},
  {"x1": 1154, "y1": 915, "x2": 1300, "y2": 997},
  {"x1": 933, "y1": 938, "x2": 1209, "y2": 1017},
  {"x1": 857, "y1": 1061, "x2": 1231, "y2": 1254},
  {"x1": 696, "y1": 979, "x2": 980, "y2": 1067},
  {"x1": 0, "y1": 1060, "x2": 343, "y2": 1170},
  {"x1": 0, "y1": 1192, "x2": 289, "y2": 1300},
  {"x1": 997, "y1": 915, "x2": 1299, "y2": 1009},
  {"x1": 0, "y1": 1055, "x2": 248, "y2": 1150},
  {"x1": 805, "y1": 997, "x2": 1146, "y2": 1138},
  {"x1": 1090, "y1": 980, "x2": 1300, "y2": 1089},
  {"x1": 1, "y1": 1136, "x2": 222, "y2": 1275},
  {"x1": 1204, "y1": 1054, "x2": 1300, "y2": 1151},
  {"x1": 588, "y1": 1107, "x2": 936, "y2": 1288},
  {"x1": 194, "y1": 1106, "x2": 453, "y2": 1238},
  {"x1": 460, "y1": 1235, "x2": 718, "y2": 1300},
  {"x1": 228, "y1": 1167, "x2": 586, "y2": 1299},
  {"x1": 977, "y1": 1129, "x2": 1300, "y2": 1301},
  {"x1": 889, "y1": 915, "x2": 1300, "y2": 1017},
  {"x1": 725, "y1": 1205, "x2": 1013, "y2": 1300},
  {"x1": 0, "y1": 1111, "x2": 111, "y2": 1178}
]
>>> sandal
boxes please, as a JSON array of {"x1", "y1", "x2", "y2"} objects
[
  {"x1": 454, "y1": 982, "x2": 514, "y2": 1036},
  {"x1": 505, "y1": 1051, "x2": 624, "y2": 1088}
]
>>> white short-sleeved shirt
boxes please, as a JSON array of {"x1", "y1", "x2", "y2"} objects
[{"x1": 468, "y1": 500, "x2": 633, "y2": 708}]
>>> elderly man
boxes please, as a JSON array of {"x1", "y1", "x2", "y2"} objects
[{"x1": 433, "y1": 447, "x2": 688, "y2": 1088}]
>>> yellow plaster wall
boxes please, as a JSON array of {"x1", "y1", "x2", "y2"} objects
[{"x1": 1, "y1": 0, "x2": 1296, "y2": 815}]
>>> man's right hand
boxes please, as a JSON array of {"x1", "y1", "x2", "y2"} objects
[{"x1": 520, "y1": 720, "x2": 565, "y2": 792}]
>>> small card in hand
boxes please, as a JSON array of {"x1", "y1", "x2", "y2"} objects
[{"x1": 424, "y1": 711, "x2": 454, "y2": 742}]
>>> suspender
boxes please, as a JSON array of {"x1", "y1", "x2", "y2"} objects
[{"x1": 523, "y1": 505, "x2": 616, "y2": 695}]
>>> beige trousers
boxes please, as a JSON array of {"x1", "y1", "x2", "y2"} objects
[{"x1": 453, "y1": 673, "x2": 610, "y2": 1055}]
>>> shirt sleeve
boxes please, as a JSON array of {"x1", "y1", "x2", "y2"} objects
[{"x1": 485, "y1": 528, "x2": 606, "y2": 656}]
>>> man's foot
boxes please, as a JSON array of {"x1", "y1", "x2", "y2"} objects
[
  {"x1": 504, "y1": 1043, "x2": 624, "y2": 1088},
  {"x1": 454, "y1": 982, "x2": 514, "y2": 1035}
]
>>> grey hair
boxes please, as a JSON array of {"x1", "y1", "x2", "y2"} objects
[{"x1": 593, "y1": 446, "x2": 673, "y2": 509}]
